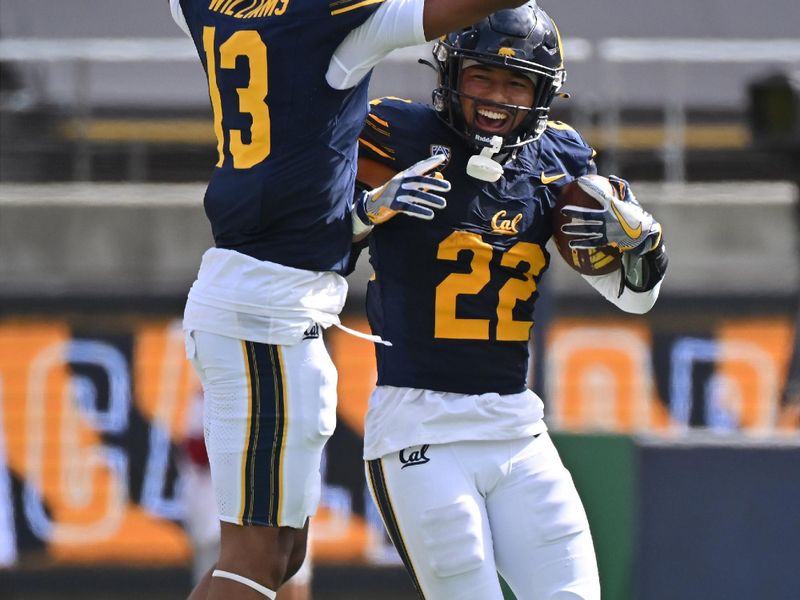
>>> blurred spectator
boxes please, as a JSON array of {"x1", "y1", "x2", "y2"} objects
[{"x1": 180, "y1": 394, "x2": 313, "y2": 599}]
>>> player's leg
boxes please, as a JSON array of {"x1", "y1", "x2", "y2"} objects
[
  {"x1": 276, "y1": 579, "x2": 310, "y2": 600},
  {"x1": 487, "y1": 433, "x2": 600, "y2": 600},
  {"x1": 276, "y1": 527, "x2": 312, "y2": 600},
  {"x1": 366, "y1": 443, "x2": 505, "y2": 600},
  {"x1": 187, "y1": 330, "x2": 336, "y2": 599},
  {"x1": 210, "y1": 523, "x2": 294, "y2": 599},
  {"x1": 282, "y1": 519, "x2": 309, "y2": 584},
  {"x1": 187, "y1": 523, "x2": 307, "y2": 600}
]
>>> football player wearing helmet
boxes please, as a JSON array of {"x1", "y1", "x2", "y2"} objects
[
  {"x1": 351, "y1": 2, "x2": 668, "y2": 598},
  {"x1": 170, "y1": 0, "x2": 533, "y2": 598}
]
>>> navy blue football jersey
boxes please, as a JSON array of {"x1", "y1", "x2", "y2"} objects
[
  {"x1": 178, "y1": 0, "x2": 385, "y2": 273},
  {"x1": 358, "y1": 98, "x2": 596, "y2": 395}
]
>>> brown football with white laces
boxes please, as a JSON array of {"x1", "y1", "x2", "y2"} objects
[{"x1": 552, "y1": 176, "x2": 622, "y2": 276}]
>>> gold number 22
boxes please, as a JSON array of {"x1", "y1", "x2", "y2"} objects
[
  {"x1": 435, "y1": 231, "x2": 546, "y2": 341},
  {"x1": 203, "y1": 27, "x2": 271, "y2": 169}
]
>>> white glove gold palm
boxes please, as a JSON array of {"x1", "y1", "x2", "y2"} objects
[
  {"x1": 353, "y1": 155, "x2": 450, "y2": 235},
  {"x1": 561, "y1": 175, "x2": 662, "y2": 256}
]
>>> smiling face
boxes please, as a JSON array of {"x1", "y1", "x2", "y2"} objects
[{"x1": 458, "y1": 63, "x2": 536, "y2": 138}]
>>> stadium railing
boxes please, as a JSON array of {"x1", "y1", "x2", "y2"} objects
[
  {"x1": 597, "y1": 38, "x2": 800, "y2": 180},
  {"x1": 7, "y1": 37, "x2": 800, "y2": 181}
]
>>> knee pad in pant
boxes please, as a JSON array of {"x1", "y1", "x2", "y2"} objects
[{"x1": 419, "y1": 498, "x2": 485, "y2": 578}]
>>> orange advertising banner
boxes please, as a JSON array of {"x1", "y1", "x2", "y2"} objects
[{"x1": 0, "y1": 313, "x2": 795, "y2": 568}]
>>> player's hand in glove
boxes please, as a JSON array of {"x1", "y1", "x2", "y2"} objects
[
  {"x1": 560, "y1": 175, "x2": 662, "y2": 256},
  {"x1": 353, "y1": 155, "x2": 450, "y2": 235}
]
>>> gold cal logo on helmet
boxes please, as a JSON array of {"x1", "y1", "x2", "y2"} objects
[{"x1": 497, "y1": 47, "x2": 516, "y2": 57}]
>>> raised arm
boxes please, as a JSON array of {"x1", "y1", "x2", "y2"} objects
[
  {"x1": 422, "y1": 0, "x2": 528, "y2": 40},
  {"x1": 328, "y1": 0, "x2": 529, "y2": 89}
]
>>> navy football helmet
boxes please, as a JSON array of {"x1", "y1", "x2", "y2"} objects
[{"x1": 431, "y1": 1, "x2": 566, "y2": 151}]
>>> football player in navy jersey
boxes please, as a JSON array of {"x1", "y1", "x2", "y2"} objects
[
  {"x1": 168, "y1": 0, "x2": 534, "y2": 598},
  {"x1": 351, "y1": 3, "x2": 668, "y2": 598}
]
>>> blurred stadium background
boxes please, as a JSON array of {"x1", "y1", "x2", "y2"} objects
[{"x1": 1, "y1": 1, "x2": 799, "y2": 599}]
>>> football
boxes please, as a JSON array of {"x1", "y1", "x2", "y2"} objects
[{"x1": 552, "y1": 175, "x2": 622, "y2": 276}]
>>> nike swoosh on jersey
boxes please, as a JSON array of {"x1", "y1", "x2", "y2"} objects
[
  {"x1": 610, "y1": 202, "x2": 642, "y2": 239},
  {"x1": 540, "y1": 172, "x2": 567, "y2": 184}
]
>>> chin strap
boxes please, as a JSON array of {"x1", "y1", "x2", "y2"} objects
[{"x1": 212, "y1": 569, "x2": 277, "y2": 599}]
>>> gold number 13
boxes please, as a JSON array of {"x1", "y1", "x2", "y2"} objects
[
  {"x1": 203, "y1": 27, "x2": 271, "y2": 169},
  {"x1": 435, "y1": 231, "x2": 546, "y2": 341}
]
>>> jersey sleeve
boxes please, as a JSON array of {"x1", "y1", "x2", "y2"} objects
[
  {"x1": 545, "y1": 120, "x2": 597, "y2": 178},
  {"x1": 328, "y1": 0, "x2": 390, "y2": 26},
  {"x1": 535, "y1": 121, "x2": 598, "y2": 214},
  {"x1": 358, "y1": 97, "x2": 424, "y2": 170}
]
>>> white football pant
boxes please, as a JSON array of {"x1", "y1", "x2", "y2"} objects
[
  {"x1": 186, "y1": 329, "x2": 336, "y2": 528},
  {"x1": 366, "y1": 433, "x2": 600, "y2": 600}
]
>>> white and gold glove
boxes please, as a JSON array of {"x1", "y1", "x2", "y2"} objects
[
  {"x1": 561, "y1": 175, "x2": 662, "y2": 256},
  {"x1": 353, "y1": 155, "x2": 450, "y2": 236}
]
